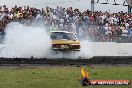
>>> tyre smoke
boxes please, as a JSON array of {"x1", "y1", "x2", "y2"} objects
[
  {"x1": 3, "y1": 22, "x2": 51, "y2": 58},
  {"x1": 0, "y1": 22, "x2": 93, "y2": 59}
]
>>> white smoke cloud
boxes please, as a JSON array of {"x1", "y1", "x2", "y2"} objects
[
  {"x1": 0, "y1": 22, "x2": 93, "y2": 59},
  {"x1": 80, "y1": 40, "x2": 93, "y2": 59},
  {"x1": 3, "y1": 22, "x2": 51, "y2": 58}
]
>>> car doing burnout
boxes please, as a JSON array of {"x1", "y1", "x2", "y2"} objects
[{"x1": 50, "y1": 31, "x2": 80, "y2": 51}]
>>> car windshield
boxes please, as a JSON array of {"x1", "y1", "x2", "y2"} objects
[{"x1": 50, "y1": 32, "x2": 77, "y2": 40}]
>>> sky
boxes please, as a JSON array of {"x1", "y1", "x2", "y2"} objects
[{"x1": 0, "y1": 0, "x2": 129, "y2": 13}]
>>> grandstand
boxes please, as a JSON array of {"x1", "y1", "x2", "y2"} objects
[{"x1": 0, "y1": 4, "x2": 132, "y2": 43}]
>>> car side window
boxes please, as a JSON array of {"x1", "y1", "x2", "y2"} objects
[{"x1": 51, "y1": 35, "x2": 56, "y2": 40}]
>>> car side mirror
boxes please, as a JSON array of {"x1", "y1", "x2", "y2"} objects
[
  {"x1": 73, "y1": 39, "x2": 76, "y2": 41},
  {"x1": 51, "y1": 36, "x2": 56, "y2": 39}
]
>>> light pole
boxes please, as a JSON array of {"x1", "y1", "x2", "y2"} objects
[
  {"x1": 91, "y1": 0, "x2": 94, "y2": 13},
  {"x1": 125, "y1": 0, "x2": 132, "y2": 13},
  {"x1": 128, "y1": 5, "x2": 131, "y2": 14}
]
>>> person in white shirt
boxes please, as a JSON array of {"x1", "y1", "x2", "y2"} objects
[
  {"x1": 9, "y1": 13, "x2": 13, "y2": 20},
  {"x1": 0, "y1": 11, "x2": 5, "y2": 21},
  {"x1": 124, "y1": 21, "x2": 129, "y2": 29},
  {"x1": 71, "y1": 23, "x2": 77, "y2": 34},
  {"x1": 122, "y1": 28, "x2": 128, "y2": 37}
]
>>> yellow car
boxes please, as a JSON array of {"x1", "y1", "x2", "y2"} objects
[{"x1": 50, "y1": 31, "x2": 80, "y2": 51}]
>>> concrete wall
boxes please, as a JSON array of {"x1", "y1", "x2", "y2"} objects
[{"x1": 84, "y1": 42, "x2": 132, "y2": 56}]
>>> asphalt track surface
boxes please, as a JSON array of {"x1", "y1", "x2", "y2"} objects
[{"x1": 0, "y1": 56, "x2": 132, "y2": 66}]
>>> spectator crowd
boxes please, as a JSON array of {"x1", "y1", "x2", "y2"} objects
[{"x1": 0, "y1": 5, "x2": 132, "y2": 42}]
